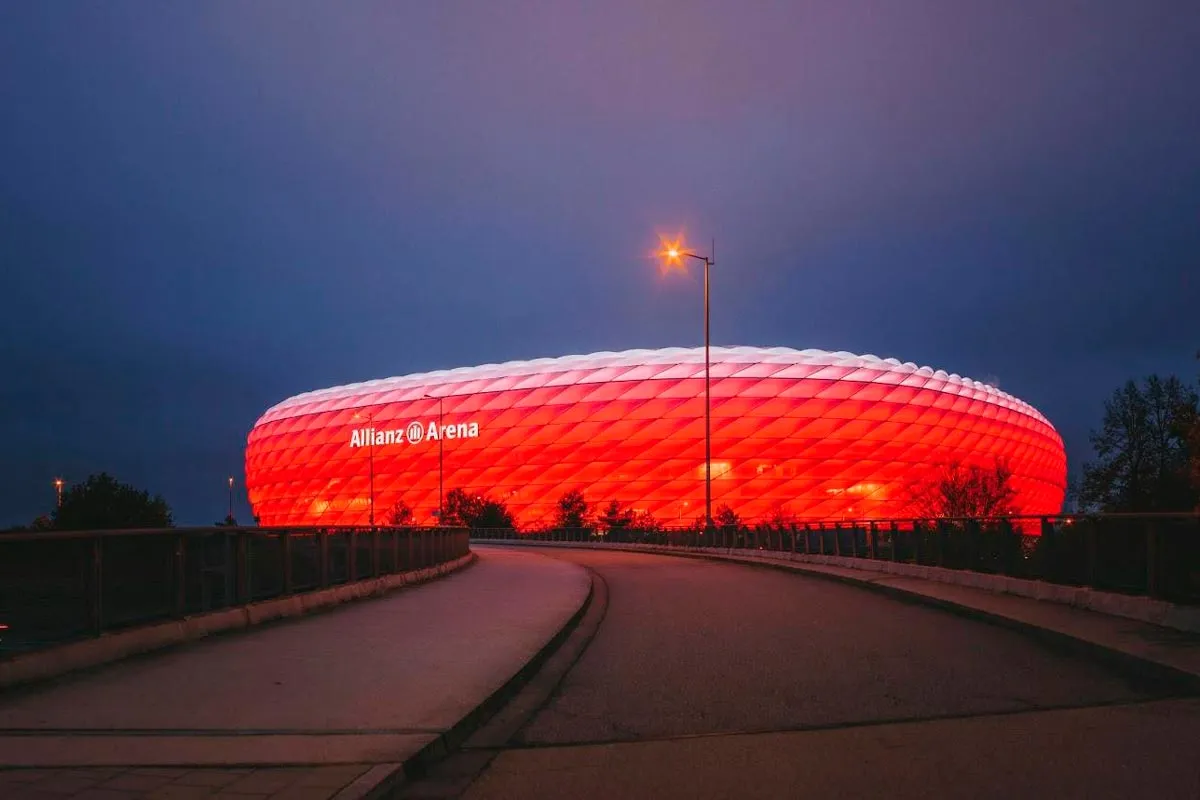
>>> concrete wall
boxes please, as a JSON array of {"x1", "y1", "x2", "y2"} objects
[{"x1": 0, "y1": 552, "x2": 476, "y2": 690}]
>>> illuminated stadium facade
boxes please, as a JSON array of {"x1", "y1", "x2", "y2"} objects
[{"x1": 245, "y1": 347, "x2": 1067, "y2": 527}]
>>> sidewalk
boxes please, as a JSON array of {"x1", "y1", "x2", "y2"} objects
[{"x1": 0, "y1": 547, "x2": 591, "y2": 799}]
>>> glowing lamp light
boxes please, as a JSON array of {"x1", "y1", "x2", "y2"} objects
[{"x1": 655, "y1": 235, "x2": 691, "y2": 274}]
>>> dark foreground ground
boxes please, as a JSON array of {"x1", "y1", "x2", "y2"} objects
[{"x1": 451, "y1": 548, "x2": 1200, "y2": 800}]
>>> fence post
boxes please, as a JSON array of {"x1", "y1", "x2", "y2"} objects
[
  {"x1": 850, "y1": 525, "x2": 859, "y2": 558},
  {"x1": 869, "y1": 522, "x2": 878, "y2": 560},
  {"x1": 236, "y1": 531, "x2": 251, "y2": 604},
  {"x1": 890, "y1": 522, "x2": 899, "y2": 562},
  {"x1": 1145, "y1": 520, "x2": 1159, "y2": 598},
  {"x1": 88, "y1": 537, "x2": 104, "y2": 635},
  {"x1": 998, "y1": 518, "x2": 1015, "y2": 576},
  {"x1": 281, "y1": 531, "x2": 293, "y2": 595},
  {"x1": 936, "y1": 519, "x2": 948, "y2": 568},
  {"x1": 1086, "y1": 518, "x2": 1098, "y2": 588},
  {"x1": 174, "y1": 533, "x2": 186, "y2": 617},
  {"x1": 318, "y1": 530, "x2": 329, "y2": 588},
  {"x1": 347, "y1": 529, "x2": 358, "y2": 582},
  {"x1": 913, "y1": 521, "x2": 923, "y2": 565},
  {"x1": 833, "y1": 523, "x2": 842, "y2": 557}
]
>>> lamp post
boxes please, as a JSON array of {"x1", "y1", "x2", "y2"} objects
[
  {"x1": 659, "y1": 237, "x2": 715, "y2": 533},
  {"x1": 227, "y1": 476, "x2": 234, "y2": 524},
  {"x1": 53, "y1": 477, "x2": 64, "y2": 508},
  {"x1": 353, "y1": 409, "x2": 377, "y2": 528},
  {"x1": 424, "y1": 393, "x2": 444, "y2": 523}
]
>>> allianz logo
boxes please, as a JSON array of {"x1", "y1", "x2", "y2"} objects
[{"x1": 349, "y1": 420, "x2": 480, "y2": 448}]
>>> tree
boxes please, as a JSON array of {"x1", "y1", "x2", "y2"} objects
[
  {"x1": 598, "y1": 499, "x2": 635, "y2": 535},
  {"x1": 628, "y1": 510, "x2": 661, "y2": 534},
  {"x1": 53, "y1": 473, "x2": 173, "y2": 530},
  {"x1": 443, "y1": 488, "x2": 514, "y2": 530},
  {"x1": 555, "y1": 489, "x2": 590, "y2": 530},
  {"x1": 1079, "y1": 375, "x2": 1199, "y2": 512},
  {"x1": 214, "y1": 515, "x2": 238, "y2": 527},
  {"x1": 388, "y1": 500, "x2": 414, "y2": 526},
  {"x1": 909, "y1": 458, "x2": 1017, "y2": 518},
  {"x1": 714, "y1": 504, "x2": 740, "y2": 531}
]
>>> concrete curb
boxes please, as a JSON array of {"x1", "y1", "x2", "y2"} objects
[
  {"x1": 479, "y1": 540, "x2": 1200, "y2": 692},
  {"x1": 352, "y1": 559, "x2": 598, "y2": 800},
  {"x1": 0, "y1": 553, "x2": 478, "y2": 692}
]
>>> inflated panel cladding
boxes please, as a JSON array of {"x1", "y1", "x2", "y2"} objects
[{"x1": 245, "y1": 347, "x2": 1066, "y2": 526}]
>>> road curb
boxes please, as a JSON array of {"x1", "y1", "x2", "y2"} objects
[
  {"x1": 480, "y1": 540, "x2": 1200, "y2": 695},
  {"x1": 353, "y1": 556, "x2": 598, "y2": 799},
  {"x1": 0, "y1": 552, "x2": 479, "y2": 692}
]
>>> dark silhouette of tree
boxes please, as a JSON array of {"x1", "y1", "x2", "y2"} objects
[
  {"x1": 765, "y1": 502, "x2": 793, "y2": 528},
  {"x1": 214, "y1": 515, "x2": 238, "y2": 527},
  {"x1": 474, "y1": 497, "x2": 515, "y2": 529},
  {"x1": 388, "y1": 500, "x2": 414, "y2": 526},
  {"x1": 628, "y1": 510, "x2": 661, "y2": 534},
  {"x1": 715, "y1": 504, "x2": 740, "y2": 531},
  {"x1": 443, "y1": 488, "x2": 514, "y2": 529},
  {"x1": 909, "y1": 458, "x2": 1017, "y2": 518},
  {"x1": 598, "y1": 500, "x2": 635, "y2": 534},
  {"x1": 53, "y1": 473, "x2": 173, "y2": 530},
  {"x1": 443, "y1": 488, "x2": 480, "y2": 527},
  {"x1": 555, "y1": 489, "x2": 590, "y2": 530},
  {"x1": 1079, "y1": 375, "x2": 1199, "y2": 512}
]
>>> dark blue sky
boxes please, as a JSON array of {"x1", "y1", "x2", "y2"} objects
[{"x1": 2, "y1": 2, "x2": 1198, "y2": 526}]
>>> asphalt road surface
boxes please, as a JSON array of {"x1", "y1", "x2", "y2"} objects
[{"x1": 454, "y1": 548, "x2": 1200, "y2": 799}]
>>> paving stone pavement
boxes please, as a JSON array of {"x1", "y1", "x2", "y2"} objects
[
  {"x1": 0, "y1": 547, "x2": 591, "y2": 799},
  {"x1": 0, "y1": 764, "x2": 372, "y2": 799}
]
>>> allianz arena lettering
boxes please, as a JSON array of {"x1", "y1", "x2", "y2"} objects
[
  {"x1": 244, "y1": 346, "x2": 1068, "y2": 527},
  {"x1": 349, "y1": 421, "x2": 480, "y2": 448}
]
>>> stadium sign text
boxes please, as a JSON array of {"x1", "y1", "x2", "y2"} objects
[{"x1": 349, "y1": 420, "x2": 479, "y2": 448}]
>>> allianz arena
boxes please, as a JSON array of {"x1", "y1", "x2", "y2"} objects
[{"x1": 244, "y1": 347, "x2": 1067, "y2": 527}]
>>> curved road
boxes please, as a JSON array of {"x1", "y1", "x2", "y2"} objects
[{"x1": 449, "y1": 547, "x2": 1198, "y2": 799}]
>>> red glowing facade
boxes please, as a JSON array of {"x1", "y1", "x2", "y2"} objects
[{"x1": 245, "y1": 347, "x2": 1067, "y2": 526}]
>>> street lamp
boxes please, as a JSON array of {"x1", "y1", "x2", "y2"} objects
[
  {"x1": 53, "y1": 477, "x2": 64, "y2": 508},
  {"x1": 227, "y1": 476, "x2": 235, "y2": 524},
  {"x1": 424, "y1": 393, "x2": 444, "y2": 523},
  {"x1": 658, "y1": 236, "x2": 715, "y2": 532},
  {"x1": 353, "y1": 409, "x2": 377, "y2": 527}
]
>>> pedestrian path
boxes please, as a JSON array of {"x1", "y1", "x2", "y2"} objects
[{"x1": 0, "y1": 547, "x2": 590, "y2": 799}]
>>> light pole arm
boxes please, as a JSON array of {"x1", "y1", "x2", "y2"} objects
[{"x1": 678, "y1": 251, "x2": 713, "y2": 266}]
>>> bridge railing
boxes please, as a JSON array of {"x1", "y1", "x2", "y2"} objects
[
  {"x1": 0, "y1": 525, "x2": 469, "y2": 657},
  {"x1": 471, "y1": 513, "x2": 1200, "y2": 606}
]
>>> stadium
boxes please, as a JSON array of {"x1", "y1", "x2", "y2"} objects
[{"x1": 244, "y1": 347, "x2": 1067, "y2": 527}]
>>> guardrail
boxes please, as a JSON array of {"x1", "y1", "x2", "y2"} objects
[
  {"x1": 0, "y1": 526, "x2": 469, "y2": 656},
  {"x1": 471, "y1": 513, "x2": 1200, "y2": 605}
]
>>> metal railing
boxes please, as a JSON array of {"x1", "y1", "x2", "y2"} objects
[
  {"x1": 0, "y1": 525, "x2": 470, "y2": 657},
  {"x1": 471, "y1": 513, "x2": 1200, "y2": 605}
]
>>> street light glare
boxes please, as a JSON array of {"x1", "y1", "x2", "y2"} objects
[{"x1": 655, "y1": 234, "x2": 689, "y2": 273}]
